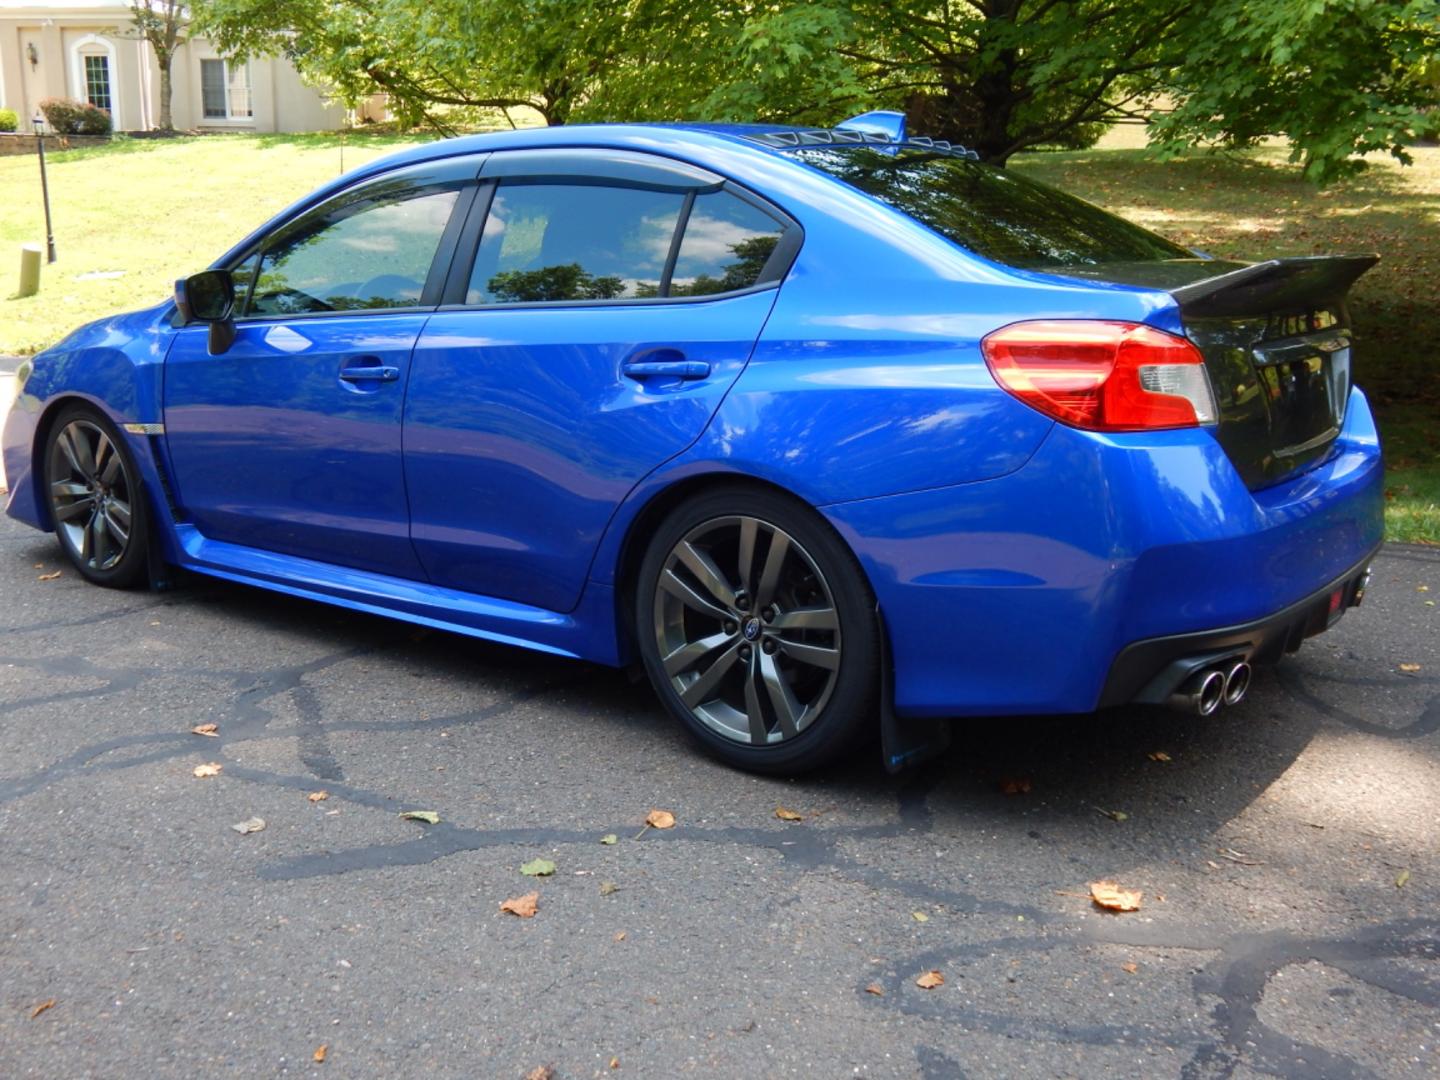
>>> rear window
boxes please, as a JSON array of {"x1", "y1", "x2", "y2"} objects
[{"x1": 786, "y1": 147, "x2": 1190, "y2": 269}]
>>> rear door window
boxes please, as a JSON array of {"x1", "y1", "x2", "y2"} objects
[
  {"x1": 787, "y1": 146, "x2": 1190, "y2": 269},
  {"x1": 669, "y1": 191, "x2": 788, "y2": 297},
  {"x1": 467, "y1": 182, "x2": 684, "y2": 304}
]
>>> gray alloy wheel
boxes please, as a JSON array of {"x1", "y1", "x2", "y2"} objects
[
  {"x1": 653, "y1": 514, "x2": 843, "y2": 746},
  {"x1": 44, "y1": 410, "x2": 150, "y2": 587}
]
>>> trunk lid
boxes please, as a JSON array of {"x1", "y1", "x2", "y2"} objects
[{"x1": 1052, "y1": 255, "x2": 1378, "y2": 489}]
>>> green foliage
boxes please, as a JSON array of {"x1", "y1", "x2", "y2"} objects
[
  {"x1": 0, "y1": 108, "x2": 18, "y2": 133},
  {"x1": 487, "y1": 264, "x2": 627, "y2": 303},
  {"x1": 38, "y1": 98, "x2": 113, "y2": 136},
  {"x1": 1152, "y1": 0, "x2": 1440, "y2": 184}
]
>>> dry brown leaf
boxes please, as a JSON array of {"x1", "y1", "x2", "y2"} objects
[
  {"x1": 37, "y1": 570, "x2": 61, "y2": 581},
  {"x1": 1089, "y1": 880, "x2": 1143, "y2": 912},
  {"x1": 912, "y1": 911, "x2": 929, "y2": 923},
  {"x1": 614, "y1": 931, "x2": 626, "y2": 942},
  {"x1": 190, "y1": 723, "x2": 219, "y2": 737},
  {"x1": 500, "y1": 892, "x2": 539, "y2": 918},
  {"x1": 599, "y1": 881, "x2": 620, "y2": 896},
  {"x1": 646, "y1": 809, "x2": 676, "y2": 829},
  {"x1": 865, "y1": 983, "x2": 884, "y2": 996},
  {"x1": 1121, "y1": 961, "x2": 1139, "y2": 975},
  {"x1": 1396, "y1": 868, "x2": 1411, "y2": 888},
  {"x1": 775, "y1": 806, "x2": 804, "y2": 821},
  {"x1": 29, "y1": 999, "x2": 56, "y2": 1019},
  {"x1": 308, "y1": 790, "x2": 329, "y2": 802},
  {"x1": 524, "y1": 1068, "x2": 555, "y2": 1080},
  {"x1": 609, "y1": 1057, "x2": 620, "y2": 1069},
  {"x1": 192, "y1": 762, "x2": 222, "y2": 778},
  {"x1": 1398, "y1": 663, "x2": 1421, "y2": 674},
  {"x1": 1000, "y1": 777, "x2": 1033, "y2": 795},
  {"x1": 1148, "y1": 751, "x2": 1172, "y2": 762},
  {"x1": 915, "y1": 970, "x2": 944, "y2": 990},
  {"x1": 313, "y1": 1044, "x2": 327, "y2": 1063}
]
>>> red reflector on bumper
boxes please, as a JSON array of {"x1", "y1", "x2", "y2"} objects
[{"x1": 1329, "y1": 588, "x2": 1344, "y2": 614}]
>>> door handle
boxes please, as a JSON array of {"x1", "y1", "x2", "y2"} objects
[
  {"x1": 339, "y1": 365, "x2": 400, "y2": 383},
  {"x1": 622, "y1": 353, "x2": 710, "y2": 381}
]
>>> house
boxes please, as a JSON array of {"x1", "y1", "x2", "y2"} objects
[{"x1": 0, "y1": 0, "x2": 354, "y2": 133}]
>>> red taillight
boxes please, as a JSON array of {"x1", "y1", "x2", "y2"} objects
[{"x1": 981, "y1": 320, "x2": 1217, "y2": 432}]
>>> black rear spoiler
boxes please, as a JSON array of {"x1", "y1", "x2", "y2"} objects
[{"x1": 1171, "y1": 254, "x2": 1378, "y2": 318}]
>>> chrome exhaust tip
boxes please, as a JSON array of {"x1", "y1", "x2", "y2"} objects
[
  {"x1": 1222, "y1": 661, "x2": 1251, "y2": 707},
  {"x1": 1167, "y1": 668, "x2": 1226, "y2": 717}
]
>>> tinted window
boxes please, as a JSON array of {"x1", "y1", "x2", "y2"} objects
[
  {"x1": 246, "y1": 183, "x2": 460, "y2": 316},
  {"x1": 468, "y1": 182, "x2": 684, "y2": 304},
  {"x1": 787, "y1": 147, "x2": 1190, "y2": 269},
  {"x1": 669, "y1": 192, "x2": 786, "y2": 297}
]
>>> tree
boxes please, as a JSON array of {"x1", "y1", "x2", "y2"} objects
[{"x1": 129, "y1": 0, "x2": 189, "y2": 132}]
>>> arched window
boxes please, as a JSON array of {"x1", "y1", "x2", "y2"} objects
[{"x1": 69, "y1": 34, "x2": 119, "y2": 118}]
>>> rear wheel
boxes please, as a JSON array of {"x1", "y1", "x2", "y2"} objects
[
  {"x1": 635, "y1": 487, "x2": 880, "y2": 774},
  {"x1": 43, "y1": 405, "x2": 151, "y2": 588}
]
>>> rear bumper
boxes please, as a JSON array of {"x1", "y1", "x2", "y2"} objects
[{"x1": 822, "y1": 387, "x2": 1385, "y2": 718}]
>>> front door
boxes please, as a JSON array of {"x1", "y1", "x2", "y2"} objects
[
  {"x1": 164, "y1": 167, "x2": 474, "y2": 579},
  {"x1": 404, "y1": 151, "x2": 797, "y2": 612}
]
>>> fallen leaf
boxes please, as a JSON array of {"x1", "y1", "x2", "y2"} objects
[
  {"x1": 29, "y1": 999, "x2": 56, "y2": 1019},
  {"x1": 500, "y1": 892, "x2": 539, "y2": 918},
  {"x1": 614, "y1": 931, "x2": 626, "y2": 941},
  {"x1": 1148, "y1": 751, "x2": 1172, "y2": 762},
  {"x1": 231, "y1": 817, "x2": 266, "y2": 835},
  {"x1": 524, "y1": 1068, "x2": 554, "y2": 1080},
  {"x1": 609, "y1": 1057, "x2": 620, "y2": 1069},
  {"x1": 599, "y1": 881, "x2": 619, "y2": 896},
  {"x1": 399, "y1": 810, "x2": 439, "y2": 824},
  {"x1": 1121, "y1": 961, "x2": 1139, "y2": 974},
  {"x1": 308, "y1": 791, "x2": 329, "y2": 803},
  {"x1": 1000, "y1": 777, "x2": 1032, "y2": 795},
  {"x1": 915, "y1": 970, "x2": 944, "y2": 990},
  {"x1": 775, "y1": 806, "x2": 804, "y2": 821},
  {"x1": 1218, "y1": 847, "x2": 1263, "y2": 866},
  {"x1": 192, "y1": 762, "x2": 222, "y2": 778},
  {"x1": 37, "y1": 570, "x2": 61, "y2": 581},
  {"x1": 865, "y1": 983, "x2": 884, "y2": 996},
  {"x1": 912, "y1": 911, "x2": 929, "y2": 923},
  {"x1": 646, "y1": 809, "x2": 676, "y2": 829},
  {"x1": 1419, "y1": 585, "x2": 1430, "y2": 592},
  {"x1": 520, "y1": 858, "x2": 556, "y2": 877},
  {"x1": 599, "y1": 833, "x2": 618, "y2": 845},
  {"x1": 190, "y1": 723, "x2": 219, "y2": 737},
  {"x1": 1396, "y1": 868, "x2": 1410, "y2": 888},
  {"x1": 1094, "y1": 806, "x2": 1128, "y2": 822},
  {"x1": 1089, "y1": 880, "x2": 1143, "y2": 912},
  {"x1": 313, "y1": 1044, "x2": 327, "y2": 1063},
  {"x1": 1398, "y1": 663, "x2": 1421, "y2": 674}
]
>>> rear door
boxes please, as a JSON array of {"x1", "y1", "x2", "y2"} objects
[
  {"x1": 403, "y1": 149, "x2": 798, "y2": 612},
  {"x1": 163, "y1": 160, "x2": 478, "y2": 578}
]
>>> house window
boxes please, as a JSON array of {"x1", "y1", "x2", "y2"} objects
[
  {"x1": 201, "y1": 58, "x2": 253, "y2": 120},
  {"x1": 83, "y1": 53, "x2": 112, "y2": 112}
]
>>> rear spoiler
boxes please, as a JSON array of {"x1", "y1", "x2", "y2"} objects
[{"x1": 1172, "y1": 254, "x2": 1378, "y2": 318}]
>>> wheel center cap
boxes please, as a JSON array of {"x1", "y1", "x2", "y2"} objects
[{"x1": 741, "y1": 617, "x2": 762, "y2": 641}]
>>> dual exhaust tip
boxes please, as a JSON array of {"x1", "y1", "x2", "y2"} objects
[{"x1": 1167, "y1": 660, "x2": 1251, "y2": 716}]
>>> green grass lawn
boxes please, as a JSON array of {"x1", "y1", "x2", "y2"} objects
[{"x1": 1, "y1": 132, "x2": 1435, "y2": 542}]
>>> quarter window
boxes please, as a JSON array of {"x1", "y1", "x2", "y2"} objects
[
  {"x1": 244, "y1": 185, "x2": 461, "y2": 316},
  {"x1": 467, "y1": 182, "x2": 685, "y2": 304},
  {"x1": 669, "y1": 192, "x2": 787, "y2": 297}
]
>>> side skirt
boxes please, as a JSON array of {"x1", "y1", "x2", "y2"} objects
[{"x1": 170, "y1": 524, "x2": 624, "y2": 666}]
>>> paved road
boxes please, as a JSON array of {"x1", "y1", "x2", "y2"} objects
[{"x1": 0, "y1": 510, "x2": 1436, "y2": 1079}]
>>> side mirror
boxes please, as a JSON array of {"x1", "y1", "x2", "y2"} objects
[{"x1": 176, "y1": 269, "x2": 237, "y2": 355}]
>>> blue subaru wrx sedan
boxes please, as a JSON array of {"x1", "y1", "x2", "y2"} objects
[{"x1": 3, "y1": 113, "x2": 1384, "y2": 772}]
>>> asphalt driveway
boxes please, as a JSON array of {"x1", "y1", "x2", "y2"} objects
[{"x1": 0, "y1": 509, "x2": 1436, "y2": 1079}]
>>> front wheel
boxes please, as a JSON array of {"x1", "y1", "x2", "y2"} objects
[
  {"x1": 43, "y1": 405, "x2": 152, "y2": 588},
  {"x1": 635, "y1": 487, "x2": 880, "y2": 774}
]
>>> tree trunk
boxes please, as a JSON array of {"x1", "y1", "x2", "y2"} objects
[{"x1": 158, "y1": 59, "x2": 173, "y2": 132}]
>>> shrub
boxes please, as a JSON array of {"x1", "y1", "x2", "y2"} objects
[
  {"x1": 38, "y1": 97, "x2": 113, "y2": 136},
  {"x1": 0, "y1": 108, "x2": 18, "y2": 132}
]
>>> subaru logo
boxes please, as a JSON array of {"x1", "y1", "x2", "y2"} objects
[{"x1": 742, "y1": 617, "x2": 762, "y2": 641}]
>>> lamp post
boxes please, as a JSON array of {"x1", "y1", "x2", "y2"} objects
[{"x1": 32, "y1": 111, "x2": 56, "y2": 264}]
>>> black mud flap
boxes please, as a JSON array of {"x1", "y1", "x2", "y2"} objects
[{"x1": 877, "y1": 608, "x2": 951, "y2": 773}]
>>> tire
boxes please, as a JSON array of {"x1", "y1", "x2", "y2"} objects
[
  {"x1": 635, "y1": 486, "x2": 880, "y2": 774},
  {"x1": 42, "y1": 404, "x2": 153, "y2": 589}
]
